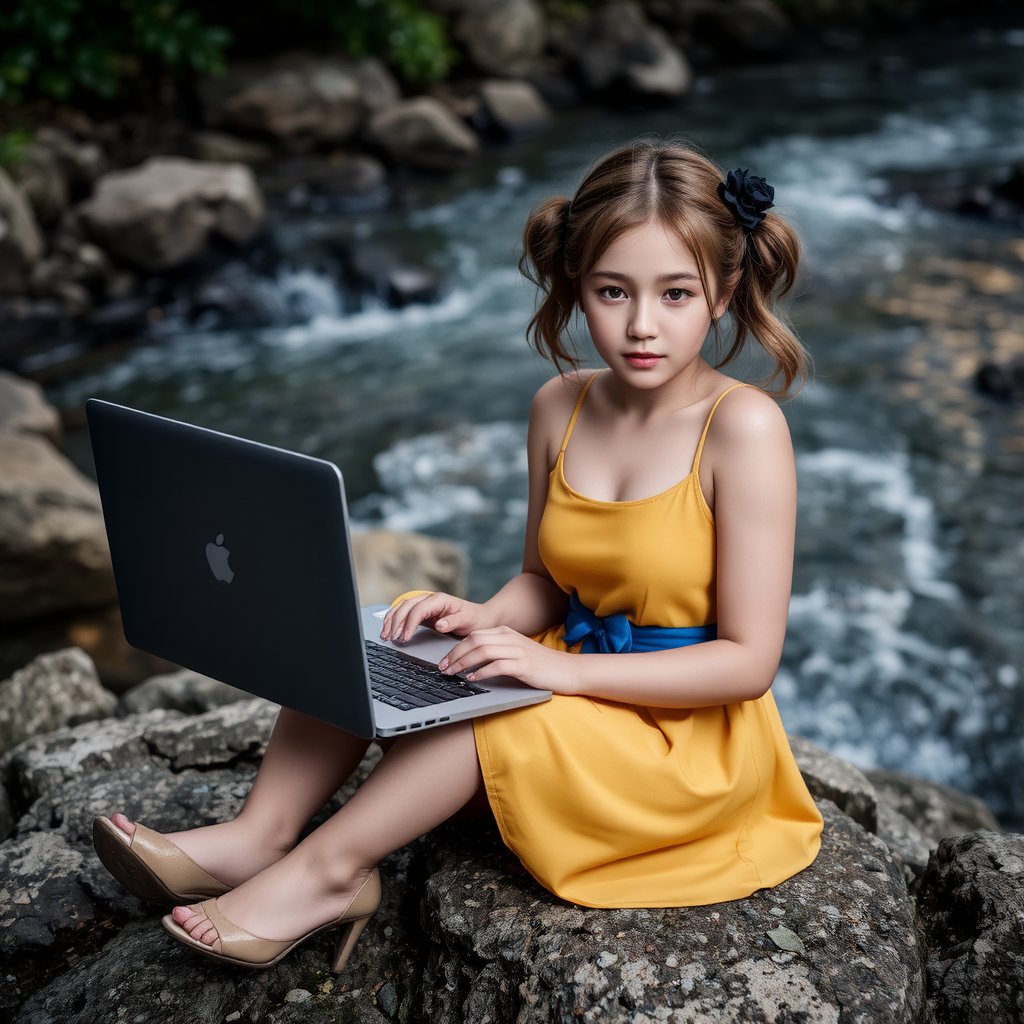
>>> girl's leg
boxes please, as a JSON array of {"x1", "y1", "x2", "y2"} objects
[
  {"x1": 172, "y1": 719, "x2": 483, "y2": 945},
  {"x1": 112, "y1": 707, "x2": 378, "y2": 887}
]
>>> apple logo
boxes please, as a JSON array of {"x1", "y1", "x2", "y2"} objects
[{"x1": 206, "y1": 533, "x2": 234, "y2": 583}]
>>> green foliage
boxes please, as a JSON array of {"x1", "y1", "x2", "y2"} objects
[
  {"x1": 0, "y1": 0, "x2": 230, "y2": 104},
  {"x1": 0, "y1": 130, "x2": 33, "y2": 171},
  {"x1": 0, "y1": 0, "x2": 455, "y2": 107}
]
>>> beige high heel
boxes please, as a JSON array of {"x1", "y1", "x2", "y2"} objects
[
  {"x1": 160, "y1": 867, "x2": 381, "y2": 972},
  {"x1": 93, "y1": 816, "x2": 232, "y2": 904}
]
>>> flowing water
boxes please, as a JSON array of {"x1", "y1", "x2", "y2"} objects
[{"x1": 47, "y1": 25, "x2": 1024, "y2": 828}]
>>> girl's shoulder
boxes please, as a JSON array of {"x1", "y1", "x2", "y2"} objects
[
  {"x1": 531, "y1": 368, "x2": 601, "y2": 416},
  {"x1": 701, "y1": 378, "x2": 792, "y2": 463}
]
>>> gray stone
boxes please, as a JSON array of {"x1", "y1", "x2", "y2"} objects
[
  {"x1": 190, "y1": 130, "x2": 275, "y2": 165},
  {"x1": 0, "y1": 369, "x2": 62, "y2": 445},
  {"x1": 864, "y1": 766, "x2": 1001, "y2": 840},
  {"x1": 198, "y1": 56, "x2": 400, "y2": 145},
  {"x1": 118, "y1": 668, "x2": 252, "y2": 716},
  {"x1": 0, "y1": 648, "x2": 116, "y2": 755},
  {"x1": 451, "y1": 0, "x2": 546, "y2": 76},
  {"x1": 418, "y1": 799, "x2": 925, "y2": 1022},
  {"x1": 0, "y1": 431, "x2": 116, "y2": 622},
  {"x1": 916, "y1": 829, "x2": 1024, "y2": 1024},
  {"x1": 365, "y1": 97, "x2": 480, "y2": 172},
  {"x1": 0, "y1": 168, "x2": 44, "y2": 293},
  {"x1": 790, "y1": 733, "x2": 879, "y2": 832},
  {"x1": 874, "y1": 798, "x2": 933, "y2": 889},
  {"x1": 78, "y1": 157, "x2": 265, "y2": 273},
  {"x1": 479, "y1": 79, "x2": 551, "y2": 137},
  {"x1": 351, "y1": 529, "x2": 468, "y2": 605},
  {"x1": 570, "y1": 2, "x2": 692, "y2": 102}
]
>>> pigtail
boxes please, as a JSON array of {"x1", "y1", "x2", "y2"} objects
[
  {"x1": 519, "y1": 196, "x2": 582, "y2": 373},
  {"x1": 724, "y1": 213, "x2": 811, "y2": 400}
]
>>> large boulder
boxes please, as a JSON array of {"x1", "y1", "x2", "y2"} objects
[
  {"x1": 364, "y1": 97, "x2": 480, "y2": 172},
  {"x1": 0, "y1": 430, "x2": 116, "y2": 622},
  {"x1": 477, "y1": 79, "x2": 551, "y2": 137},
  {"x1": 351, "y1": 529, "x2": 467, "y2": 604},
  {"x1": 198, "y1": 56, "x2": 400, "y2": 146},
  {"x1": 0, "y1": 648, "x2": 115, "y2": 756},
  {"x1": 567, "y1": 2, "x2": 692, "y2": 103},
  {"x1": 915, "y1": 829, "x2": 1024, "y2": 1024},
  {"x1": 1, "y1": 691, "x2": 931, "y2": 1023},
  {"x1": 77, "y1": 157, "x2": 265, "y2": 273},
  {"x1": 0, "y1": 370, "x2": 61, "y2": 445},
  {"x1": 445, "y1": 0, "x2": 546, "y2": 76},
  {"x1": 0, "y1": 169, "x2": 44, "y2": 294}
]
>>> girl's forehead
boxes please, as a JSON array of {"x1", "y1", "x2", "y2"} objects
[{"x1": 593, "y1": 220, "x2": 702, "y2": 269}]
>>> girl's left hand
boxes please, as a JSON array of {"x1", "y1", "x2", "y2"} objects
[{"x1": 438, "y1": 626, "x2": 580, "y2": 696}]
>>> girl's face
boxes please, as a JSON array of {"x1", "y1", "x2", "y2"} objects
[{"x1": 579, "y1": 219, "x2": 729, "y2": 390}]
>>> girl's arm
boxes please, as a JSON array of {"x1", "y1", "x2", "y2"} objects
[
  {"x1": 382, "y1": 376, "x2": 571, "y2": 643},
  {"x1": 440, "y1": 388, "x2": 796, "y2": 707}
]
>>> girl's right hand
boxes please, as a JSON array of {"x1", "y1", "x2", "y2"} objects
[{"x1": 381, "y1": 590, "x2": 492, "y2": 644}]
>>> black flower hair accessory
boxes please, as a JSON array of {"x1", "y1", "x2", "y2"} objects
[{"x1": 718, "y1": 168, "x2": 775, "y2": 232}]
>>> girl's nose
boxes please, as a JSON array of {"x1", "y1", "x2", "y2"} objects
[{"x1": 628, "y1": 299, "x2": 657, "y2": 340}]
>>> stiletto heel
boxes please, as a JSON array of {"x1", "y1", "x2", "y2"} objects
[
  {"x1": 331, "y1": 913, "x2": 373, "y2": 973},
  {"x1": 161, "y1": 867, "x2": 382, "y2": 971}
]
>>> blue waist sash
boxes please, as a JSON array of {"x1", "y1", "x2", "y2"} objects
[{"x1": 561, "y1": 591, "x2": 717, "y2": 654}]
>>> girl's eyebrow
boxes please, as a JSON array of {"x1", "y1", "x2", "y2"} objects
[{"x1": 590, "y1": 270, "x2": 700, "y2": 283}]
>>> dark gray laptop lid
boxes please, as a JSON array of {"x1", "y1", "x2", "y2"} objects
[{"x1": 86, "y1": 399, "x2": 376, "y2": 738}]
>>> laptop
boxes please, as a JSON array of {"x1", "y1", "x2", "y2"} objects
[{"x1": 85, "y1": 399, "x2": 552, "y2": 738}]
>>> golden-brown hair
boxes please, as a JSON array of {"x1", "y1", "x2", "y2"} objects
[{"x1": 519, "y1": 137, "x2": 811, "y2": 399}]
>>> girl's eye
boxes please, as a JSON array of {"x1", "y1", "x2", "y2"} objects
[
  {"x1": 665, "y1": 288, "x2": 690, "y2": 301},
  {"x1": 599, "y1": 286, "x2": 626, "y2": 300}
]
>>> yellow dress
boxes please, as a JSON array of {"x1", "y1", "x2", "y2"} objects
[{"x1": 399, "y1": 373, "x2": 823, "y2": 908}]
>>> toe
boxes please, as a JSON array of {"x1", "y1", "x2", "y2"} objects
[{"x1": 111, "y1": 812, "x2": 136, "y2": 839}]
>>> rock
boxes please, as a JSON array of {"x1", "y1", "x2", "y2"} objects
[
  {"x1": 789, "y1": 733, "x2": 879, "y2": 832},
  {"x1": 916, "y1": 829, "x2": 1024, "y2": 1024},
  {"x1": 365, "y1": 97, "x2": 480, "y2": 172},
  {"x1": 118, "y1": 668, "x2": 251, "y2": 716},
  {"x1": 0, "y1": 648, "x2": 116, "y2": 756},
  {"x1": 0, "y1": 431, "x2": 116, "y2": 622},
  {"x1": 198, "y1": 56, "x2": 400, "y2": 146},
  {"x1": 975, "y1": 354, "x2": 1024, "y2": 402},
  {"x1": 477, "y1": 79, "x2": 551, "y2": 137},
  {"x1": 340, "y1": 242, "x2": 444, "y2": 310},
  {"x1": 77, "y1": 157, "x2": 265, "y2": 273},
  {"x1": 0, "y1": 168, "x2": 45, "y2": 293},
  {"x1": 190, "y1": 130, "x2": 275, "y2": 165},
  {"x1": 864, "y1": 767, "x2": 1001, "y2": 841},
  {"x1": 258, "y1": 152, "x2": 389, "y2": 211},
  {"x1": 873, "y1": 798, "x2": 933, "y2": 889},
  {"x1": 448, "y1": 0, "x2": 546, "y2": 76},
  {"x1": 568, "y1": 2, "x2": 692, "y2": 103},
  {"x1": 351, "y1": 529, "x2": 468, "y2": 604},
  {"x1": 418, "y1": 799, "x2": 925, "y2": 1022},
  {"x1": 0, "y1": 369, "x2": 61, "y2": 445}
]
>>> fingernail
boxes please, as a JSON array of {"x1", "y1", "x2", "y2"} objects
[
  {"x1": 438, "y1": 658, "x2": 448, "y2": 670},
  {"x1": 437, "y1": 619, "x2": 448, "y2": 629}
]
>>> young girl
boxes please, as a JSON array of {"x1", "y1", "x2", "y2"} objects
[{"x1": 93, "y1": 137, "x2": 824, "y2": 971}]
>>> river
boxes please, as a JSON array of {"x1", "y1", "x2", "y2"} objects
[{"x1": 46, "y1": 23, "x2": 1024, "y2": 829}]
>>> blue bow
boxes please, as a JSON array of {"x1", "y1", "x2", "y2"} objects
[{"x1": 561, "y1": 592, "x2": 717, "y2": 654}]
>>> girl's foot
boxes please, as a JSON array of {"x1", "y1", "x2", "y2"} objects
[
  {"x1": 170, "y1": 844, "x2": 373, "y2": 947},
  {"x1": 110, "y1": 812, "x2": 294, "y2": 890}
]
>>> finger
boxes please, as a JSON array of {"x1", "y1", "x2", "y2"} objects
[
  {"x1": 441, "y1": 640, "x2": 521, "y2": 676},
  {"x1": 395, "y1": 594, "x2": 460, "y2": 643},
  {"x1": 382, "y1": 593, "x2": 433, "y2": 641}
]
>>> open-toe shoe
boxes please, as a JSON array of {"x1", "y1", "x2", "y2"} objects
[
  {"x1": 93, "y1": 815, "x2": 232, "y2": 904},
  {"x1": 160, "y1": 867, "x2": 381, "y2": 972}
]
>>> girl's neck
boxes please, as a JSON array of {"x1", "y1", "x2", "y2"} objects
[{"x1": 601, "y1": 361, "x2": 718, "y2": 423}]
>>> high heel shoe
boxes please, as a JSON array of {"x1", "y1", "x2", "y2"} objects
[
  {"x1": 92, "y1": 816, "x2": 232, "y2": 904},
  {"x1": 160, "y1": 867, "x2": 381, "y2": 972}
]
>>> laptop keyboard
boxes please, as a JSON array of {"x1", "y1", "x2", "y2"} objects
[{"x1": 364, "y1": 641, "x2": 491, "y2": 711}]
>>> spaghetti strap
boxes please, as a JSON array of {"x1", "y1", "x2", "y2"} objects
[
  {"x1": 558, "y1": 372, "x2": 602, "y2": 455},
  {"x1": 690, "y1": 382, "x2": 755, "y2": 476}
]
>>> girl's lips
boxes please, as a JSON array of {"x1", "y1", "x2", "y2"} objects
[{"x1": 625, "y1": 353, "x2": 663, "y2": 366}]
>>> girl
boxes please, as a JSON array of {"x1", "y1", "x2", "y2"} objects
[{"x1": 93, "y1": 137, "x2": 824, "y2": 971}]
